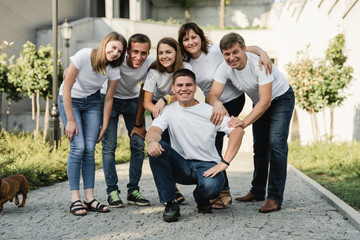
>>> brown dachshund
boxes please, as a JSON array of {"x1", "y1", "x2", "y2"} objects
[{"x1": 0, "y1": 174, "x2": 29, "y2": 212}]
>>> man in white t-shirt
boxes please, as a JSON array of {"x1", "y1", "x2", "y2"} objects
[
  {"x1": 208, "y1": 33, "x2": 295, "y2": 213},
  {"x1": 100, "y1": 34, "x2": 154, "y2": 208},
  {"x1": 146, "y1": 69, "x2": 244, "y2": 222}
]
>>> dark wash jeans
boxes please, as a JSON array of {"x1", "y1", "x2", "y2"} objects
[
  {"x1": 251, "y1": 86, "x2": 295, "y2": 205},
  {"x1": 101, "y1": 95, "x2": 145, "y2": 195},
  {"x1": 149, "y1": 141, "x2": 224, "y2": 206}
]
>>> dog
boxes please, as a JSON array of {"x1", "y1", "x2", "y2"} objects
[{"x1": 0, "y1": 174, "x2": 29, "y2": 212}]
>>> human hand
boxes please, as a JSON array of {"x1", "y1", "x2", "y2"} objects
[
  {"x1": 130, "y1": 126, "x2": 147, "y2": 139},
  {"x1": 97, "y1": 127, "x2": 107, "y2": 143},
  {"x1": 210, "y1": 101, "x2": 229, "y2": 125},
  {"x1": 227, "y1": 116, "x2": 245, "y2": 128},
  {"x1": 203, "y1": 162, "x2": 228, "y2": 178},
  {"x1": 65, "y1": 120, "x2": 78, "y2": 141},
  {"x1": 259, "y1": 51, "x2": 272, "y2": 75},
  {"x1": 147, "y1": 141, "x2": 164, "y2": 157},
  {"x1": 153, "y1": 99, "x2": 166, "y2": 118}
]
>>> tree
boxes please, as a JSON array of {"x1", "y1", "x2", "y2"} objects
[
  {"x1": 219, "y1": 0, "x2": 230, "y2": 28},
  {"x1": 7, "y1": 41, "x2": 62, "y2": 139},
  {"x1": 0, "y1": 41, "x2": 22, "y2": 130},
  {"x1": 179, "y1": 0, "x2": 196, "y2": 23},
  {"x1": 320, "y1": 33, "x2": 353, "y2": 140},
  {"x1": 286, "y1": 45, "x2": 324, "y2": 143}
]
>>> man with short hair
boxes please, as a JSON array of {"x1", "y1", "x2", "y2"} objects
[
  {"x1": 101, "y1": 33, "x2": 154, "y2": 207},
  {"x1": 208, "y1": 32, "x2": 295, "y2": 213},
  {"x1": 146, "y1": 68, "x2": 244, "y2": 222}
]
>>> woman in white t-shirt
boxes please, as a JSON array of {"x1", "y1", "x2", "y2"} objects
[
  {"x1": 143, "y1": 37, "x2": 185, "y2": 203},
  {"x1": 178, "y1": 22, "x2": 272, "y2": 209},
  {"x1": 58, "y1": 32, "x2": 126, "y2": 216}
]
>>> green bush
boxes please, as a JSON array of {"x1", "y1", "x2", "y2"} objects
[{"x1": 0, "y1": 131, "x2": 132, "y2": 188}]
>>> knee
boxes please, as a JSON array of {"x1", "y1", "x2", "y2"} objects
[
  {"x1": 102, "y1": 138, "x2": 117, "y2": 153},
  {"x1": 130, "y1": 135, "x2": 145, "y2": 151},
  {"x1": 200, "y1": 179, "x2": 222, "y2": 200},
  {"x1": 70, "y1": 142, "x2": 85, "y2": 156}
]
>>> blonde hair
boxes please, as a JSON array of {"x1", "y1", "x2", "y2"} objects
[
  {"x1": 91, "y1": 31, "x2": 127, "y2": 75},
  {"x1": 149, "y1": 37, "x2": 183, "y2": 73}
]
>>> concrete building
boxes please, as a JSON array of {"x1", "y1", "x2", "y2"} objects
[{"x1": 1, "y1": 0, "x2": 359, "y2": 143}]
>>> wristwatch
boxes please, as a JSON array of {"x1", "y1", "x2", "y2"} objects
[{"x1": 134, "y1": 124, "x2": 143, "y2": 128}]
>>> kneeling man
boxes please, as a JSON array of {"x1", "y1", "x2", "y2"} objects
[{"x1": 146, "y1": 69, "x2": 244, "y2": 222}]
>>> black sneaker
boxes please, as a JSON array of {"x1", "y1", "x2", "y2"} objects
[
  {"x1": 197, "y1": 204, "x2": 213, "y2": 214},
  {"x1": 107, "y1": 190, "x2": 124, "y2": 208},
  {"x1": 163, "y1": 200, "x2": 180, "y2": 222},
  {"x1": 127, "y1": 190, "x2": 150, "y2": 206}
]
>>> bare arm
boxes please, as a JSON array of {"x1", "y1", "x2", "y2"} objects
[
  {"x1": 62, "y1": 63, "x2": 78, "y2": 141},
  {"x1": 97, "y1": 79, "x2": 118, "y2": 142},
  {"x1": 145, "y1": 126, "x2": 164, "y2": 157},
  {"x1": 130, "y1": 84, "x2": 147, "y2": 139},
  {"x1": 143, "y1": 91, "x2": 155, "y2": 114},
  {"x1": 246, "y1": 45, "x2": 272, "y2": 75},
  {"x1": 228, "y1": 82, "x2": 272, "y2": 129},
  {"x1": 207, "y1": 80, "x2": 229, "y2": 125},
  {"x1": 203, "y1": 127, "x2": 245, "y2": 178}
]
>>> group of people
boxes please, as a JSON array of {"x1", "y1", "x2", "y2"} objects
[{"x1": 58, "y1": 22, "x2": 294, "y2": 222}]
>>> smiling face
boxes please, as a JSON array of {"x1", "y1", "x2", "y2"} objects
[
  {"x1": 127, "y1": 42, "x2": 150, "y2": 69},
  {"x1": 222, "y1": 42, "x2": 247, "y2": 70},
  {"x1": 158, "y1": 43, "x2": 176, "y2": 73},
  {"x1": 105, "y1": 40, "x2": 124, "y2": 62},
  {"x1": 182, "y1": 29, "x2": 202, "y2": 59},
  {"x1": 172, "y1": 75, "x2": 197, "y2": 107}
]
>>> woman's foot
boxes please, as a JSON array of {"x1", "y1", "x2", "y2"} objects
[
  {"x1": 83, "y1": 199, "x2": 110, "y2": 213},
  {"x1": 210, "y1": 190, "x2": 232, "y2": 209},
  {"x1": 70, "y1": 200, "x2": 87, "y2": 216}
]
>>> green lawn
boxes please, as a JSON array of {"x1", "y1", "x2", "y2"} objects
[{"x1": 288, "y1": 141, "x2": 360, "y2": 211}]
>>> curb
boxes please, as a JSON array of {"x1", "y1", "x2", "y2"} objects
[{"x1": 289, "y1": 164, "x2": 360, "y2": 230}]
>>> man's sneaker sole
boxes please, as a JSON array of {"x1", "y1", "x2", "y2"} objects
[
  {"x1": 127, "y1": 200, "x2": 150, "y2": 206},
  {"x1": 108, "y1": 202, "x2": 124, "y2": 208},
  {"x1": 163, "y1": 212, "x2": 180, "y2": 222}
]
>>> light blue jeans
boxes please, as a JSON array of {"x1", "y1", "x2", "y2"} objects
[
  {"x1": 101, "y1": 95, "x2": 145, "y2": 195},
  {"x1": 58, "y1": 91, "x2": 103, "y2": 190}
]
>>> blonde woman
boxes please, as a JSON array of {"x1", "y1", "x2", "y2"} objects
[{"x1": 58, "y1": 32, "x2": 127, "y2": 216}]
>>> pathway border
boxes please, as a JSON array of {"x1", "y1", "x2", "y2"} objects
[{"x1": 289, "y1": 164, "x2": 360, "y2": 230}]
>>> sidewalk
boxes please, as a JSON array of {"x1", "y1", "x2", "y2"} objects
[{"x1": 1, "y1": 150, "x2": 360, "y2": 240}]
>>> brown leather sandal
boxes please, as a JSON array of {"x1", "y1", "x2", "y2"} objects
[{"x1": 211, "y1": 190, "x2": 232, "y2": 209}]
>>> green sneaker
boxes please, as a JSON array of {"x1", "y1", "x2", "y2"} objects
[
  {"x1": 107, "y1": 190, "x2": 124, "y2": 208},
  {"x1": 127, "y1": 190, "x2": 150, "y2": 206}
]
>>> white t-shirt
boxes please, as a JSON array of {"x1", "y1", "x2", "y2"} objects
[
  {"x1": 152, "y1": 101, "x2": 233, "y2": 163},
  {"x1": 143, "y1": 69, "x2": 174, "y2": 101},
  {"x1": 187, "y1": 44, "x2": 243, "y2": 103},
  {"x1": 59, "y1": 48, "x2": 120, "y2": 98},
  {"x1": 100, "y1": 55, "x2": 155, "y2": 99},
  {"x1": 214, "y1": 52, "x2": 289, "y2": 104}
]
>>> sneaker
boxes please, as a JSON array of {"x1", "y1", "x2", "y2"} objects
[
  {"x1": 163, "y1": 200, "x2": 180, "y2": 222},
  {"x1": 127, "y1": 190, "x2": 150, "y2": 206},
  {"x1": 197, "y1": 204, "x2": 213, "y2": 214},
  {"x1": 107, "y1": 190, "x2": 124, "y2": 208}
]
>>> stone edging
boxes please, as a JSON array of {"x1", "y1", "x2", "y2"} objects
[{"x1": 289, "y1": 164, "x2": 360, "y2": 230}]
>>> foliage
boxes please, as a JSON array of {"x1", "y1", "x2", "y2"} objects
[
  {"x1": 0, "y1": 131, "x2": 132, "y2": 188},
  {"x1": 289, "y1": 140, "x2": 360, "y2": 209},
  {"x1": 178, "y1": 0, "x2": 196, "y2": 22}
]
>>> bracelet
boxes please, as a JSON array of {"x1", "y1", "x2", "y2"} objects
[
  {"x1": 160, "y1": 96, "x2": 167, "y2": 104},
  {"x1": 134, "y1": 124, "x2": 143, "y2": 128},
  {"x1": 147, "y1": 139, "x2": 157, "y2": 145},
  {"x1": 221, "y1": 159, "x2": 230, "y2": 166},
  {"x1": 166, "y1": 94, "x2": 171, "y2": 105}
]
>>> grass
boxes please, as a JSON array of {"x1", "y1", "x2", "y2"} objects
[
  {"x1": 0, "y1": 131, "x2": 133, "y2": 189},
  {"x1": 288, "y1": 140, "x2": 360, "y2": 210}
]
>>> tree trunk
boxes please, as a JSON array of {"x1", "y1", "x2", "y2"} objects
[
  {"x1": 35, "y1": 90, "x2": 40, "y2": 140},
  {"x1": 323, "y1": 107, "x2": 328, "y2": 138},
  {"x1": 310, "y1": 109, "x2": 319, "y2": 144},
  {"x1": 219, "y1": 0, "x2": 225, "y2": 28},
  {"x1": 32, "y1": 93, "x2": 35, "y2": 137},
  {"x1": 43, "y1": 95, "x2": 49, "y2": 141},
  {"x1": 5, "y1": 100, "x2": 11, "y2": 131},
  {"x1": 184, "y1": 9, "x2": 190, "y2": 22},
  {"x1": 330, "y1": 108, "x2": 334, "y2": 141},
  {"x1": 0, "y1": 93, "x2": 2, "y2": 130}
]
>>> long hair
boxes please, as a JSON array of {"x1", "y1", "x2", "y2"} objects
[
  {"x1": 149, "y1": 37, "x2": 183, "y2": 73},
  {"x1": 91, "y1": 31, "x2": 127, "y2": 75},
  {"x1": 178, "y1": 22, "x2": 210, "y2": 62}
]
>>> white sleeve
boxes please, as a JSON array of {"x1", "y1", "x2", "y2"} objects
[
  {"x1": 216, "y1": 115, "x2": 233, "y2": 136},
  {"x1": 213, "y1": 62, "x2": 229, "y2": 84},
  {"x1": 143, "y1": 70, "x2": 156, "y2": 93},
  {"x1": 107, "y1": 66, "x2": 121, "y2": 81},
  {"x1": 70, "y1": 48, "x2": 88, "y2": 70},
  {"x1": 183, "y1": 62, "x2": 193, "y2": 71},
  {"x1": 151, "y1": 108, "x2": 169, "y2": 132}
]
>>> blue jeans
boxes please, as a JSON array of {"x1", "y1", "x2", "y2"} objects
[
  {"x1": 58, "y1": 91, "x2": 103, "y2": 191},
  {"x1": 101, "y1": 95, "x2": 145, "y2": 195},
  {"x1": 149, "y1": 141, "x2": 224, "y2": 205},
  {"x1": 251, "y1": 86, "x2": 295, "y2": 205}
]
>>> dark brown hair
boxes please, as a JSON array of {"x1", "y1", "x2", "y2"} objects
[
  {"x1": 219, "y1": 33, "x2": 246, "y2": 52},
  {"x1": 172, "y1": 68, "x2": 196, "y2": 85}
]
